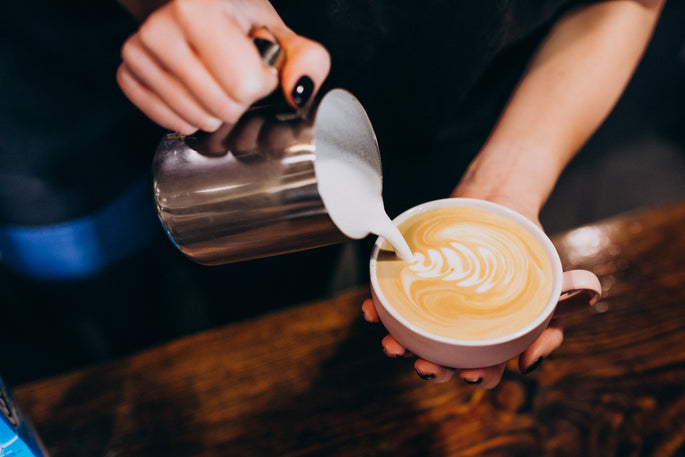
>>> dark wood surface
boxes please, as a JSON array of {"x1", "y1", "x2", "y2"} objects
[{"x1": 14, "y1": 201, "x2": 685, "y2": 457}]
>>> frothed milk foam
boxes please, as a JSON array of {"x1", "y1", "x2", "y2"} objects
[
  {"x1": 315, "y1": 147, "x2": 413, "y2": 261},
  {"x1": 376, "y1": 206, "x2": 554, "y2": 340},
  {"x1": 312, "y1": 90, "x2": 414, "y2": 261}
]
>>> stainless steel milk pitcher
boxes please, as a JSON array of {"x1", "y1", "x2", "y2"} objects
[{"x1": 152, "y1": 88, "x2": 382, "y2": 265}]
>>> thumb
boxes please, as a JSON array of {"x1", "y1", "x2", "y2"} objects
[{"x1": 269, "y1": 28, "x2": 331, "y2": 109}]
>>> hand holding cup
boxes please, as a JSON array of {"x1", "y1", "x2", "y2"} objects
[{"x1": 364, "y1": 198, "x2": 601, "y2": 388}]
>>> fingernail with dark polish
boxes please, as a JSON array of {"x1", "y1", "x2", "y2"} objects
[
  {"x1": 292, "y1": 76, "x2": 314, "y2": 107},
  {"x1": 523, "y1": 356, "x2": 544, "y2": 374},
  {"x1": 463, "y1": 377, "x2": 482, "y2": 385},
  {"x1": 415, "y1": 368, "x2": 435, "y2": 380}
]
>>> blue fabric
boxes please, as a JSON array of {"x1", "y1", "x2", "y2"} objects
[{"x1": 0, "y1": 177, "x2": 159, "y2": 281}]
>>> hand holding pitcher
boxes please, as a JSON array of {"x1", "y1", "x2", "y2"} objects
[{"x1": 117, "y1": 0, "x2": 330, "y2": 135}]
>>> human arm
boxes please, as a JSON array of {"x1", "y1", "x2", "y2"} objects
[
  {"x1": 367, "y1": 0, "x2": 666, "y2": 389},
  {"x1": 453, "y1": 0, "x2": 667, "y2": 219},
  {"x1": 116, "y1": 0, "x2": 330, "y2": 135}
]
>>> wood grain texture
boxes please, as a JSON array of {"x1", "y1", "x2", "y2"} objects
[{"x1": 14, "y1": 201, "x2": 685, "y2": 457}]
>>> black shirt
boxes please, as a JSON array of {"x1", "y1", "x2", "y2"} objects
[{"x1": 277, "y1": 0, "x2": 590, "y2": 214}]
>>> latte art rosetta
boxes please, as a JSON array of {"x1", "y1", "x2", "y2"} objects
[
  {"x1": 409, "y1": 240, "x2": 514, "y2": 292},
  {"x1": 376, "y1": 206, "x2": 554, "y2": 340},
  {"x1": 405, "y1": 226, "x2": 538, "y2": 309}
]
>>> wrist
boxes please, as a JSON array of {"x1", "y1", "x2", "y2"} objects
[
  {"x1": 451, "y1": 181, "x2": 543, "y2": 227},
  {"x1": 451, "y1": 146, "x2": 562, "y2": 226}
]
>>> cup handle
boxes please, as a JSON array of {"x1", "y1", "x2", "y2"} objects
[{"x1": 553, "y1": 270, "x2": 602, "y2": 318}]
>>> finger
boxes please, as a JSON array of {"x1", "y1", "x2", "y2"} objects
[
  {"x1": 117, "y1": 63, "x2": 198, "y2": 135},
  {"x1": 519, "y1": 317, "x2": 565, "y2": 374},
  {"x1": 414, "y1": 359, "x2": 456, "y2": 384},
  {"x1": 381, "y1": 335, "x2": 410, "y2": 358},
  {"x1": 459, "y1": 363, "x2": 506, "y2": 390},
  {"x1": 361, "y1": 298, "x2": 379, "y2": 323},
  {"x1": 121, "y1": 35, "x2": 223, "y2": 132},
  {"x1": 270, "y1": 26, "x2": 331, "y2": 108},
  {"x1": 136, "y1": 5, "x2": 256, "y2": 124},
  {"x1": 169, "y1": 0, "x2": 278, "y2": 106}
]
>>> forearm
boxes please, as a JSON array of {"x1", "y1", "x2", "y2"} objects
[{"x1": 454, "y1": 0, "x2": 666, "y2": 220}]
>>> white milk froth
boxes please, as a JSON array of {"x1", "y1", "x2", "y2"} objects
[
  {"x1": 312, "y1": 89, "x2": 413, "y2": 262},
  {"x1": 315, "y1": 148, "x2": 413, "y2": 261},
  {"x1": 406, "y1": 226, "x2": 530, "y2": 296}
]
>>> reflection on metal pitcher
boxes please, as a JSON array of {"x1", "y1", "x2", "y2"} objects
[{"x1": 152, "y1": 89, "x2": 382, "y2": 265}]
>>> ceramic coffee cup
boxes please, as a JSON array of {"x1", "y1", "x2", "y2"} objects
[{"x1": 369, "y1": 198, "x2": 602, "y2": 369}]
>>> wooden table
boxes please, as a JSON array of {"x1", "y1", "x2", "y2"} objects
[{"x1": 14, "y1": 201, "x2": 685, "y2": 457}]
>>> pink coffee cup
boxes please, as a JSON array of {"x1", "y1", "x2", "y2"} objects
[{"x1": 369, "y1": 198, "x2": 602, "y2": 369}]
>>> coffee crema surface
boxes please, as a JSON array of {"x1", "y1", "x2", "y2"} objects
[{"x1": 376, "y1": 206, "x2": 554, "y2": 340}]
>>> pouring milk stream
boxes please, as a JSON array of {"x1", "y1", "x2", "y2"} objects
[
  {"x1": 313, "y1": 143, "x2": 414, "y2": 262},
  {"x1": 311, "y1": 90, "x2": 414, "y2": 261}
]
